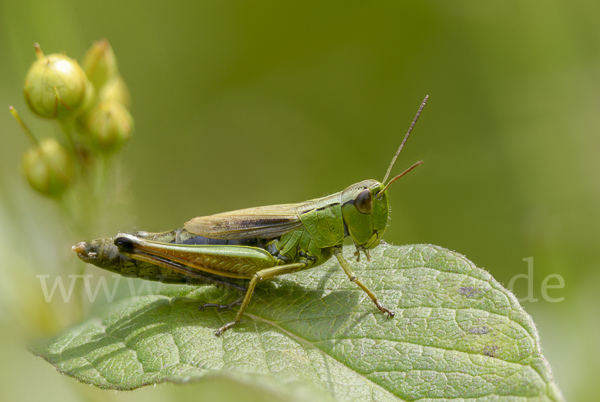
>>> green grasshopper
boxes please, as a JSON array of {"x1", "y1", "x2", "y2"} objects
[{"x1": 73, "y1": 96, "x2": 428, "y2": 336}]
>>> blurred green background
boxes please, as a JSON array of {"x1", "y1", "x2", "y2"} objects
[{"x1": 1, "y1": 0, "x2": 598, "y2": 401}]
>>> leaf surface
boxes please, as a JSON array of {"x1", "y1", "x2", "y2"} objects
[{"x1": 30, "y1": 244, "x2": 564, "y2": 401}]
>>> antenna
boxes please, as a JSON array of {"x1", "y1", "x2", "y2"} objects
[
  {"x1": 381, "y1": 95, "x2": 428, "y2": 185},
  {"x1": 377, "y1": 160, "x2": 423, "y2": 197}
]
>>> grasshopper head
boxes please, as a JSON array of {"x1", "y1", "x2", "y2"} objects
[
  {"x1": 341, "y1": 179, "x2": 389, "y2": 250},
  {"x1": 340, "y1": 159, "x2": 423, "y2": 252}
]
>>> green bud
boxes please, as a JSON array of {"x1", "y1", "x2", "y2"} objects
[
  {"x1": 99, "y1": 75, "x2": 131, "y2": 108},
  {"x1": 85, "y1": 101, "x2": 134, "y2": 153},
  {"x1": 82, "y1": 39, "x2": 118, "y2": 90},
  {"x1": 22, "y1": 138, "x2": 75, "y2": 197},
  {"x1": 79, "y1": 79, "x2": 97, "y2": 115},
  {"x1": 23, "y1": 43, "x2": 88, "y2": 119}
]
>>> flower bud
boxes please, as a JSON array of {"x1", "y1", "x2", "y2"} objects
[
  {"x1": 85, "y1": 101, "x2": 134, "y2": 153},
  {"x1": 79, "y1": 79, "x2": 97, "y2": 115},
  {"x1": 22, "y1": 138, "x2": 75, "y2": 197},
  {"x1": 23, "y1": 44, "x2": 88, "y2": 119},
  {"x1": 82, "y1": 39, "x2": 118, "y2": 90},
  {"x1": 99, "y1": 75, "x2": 131, "y2": 108}
]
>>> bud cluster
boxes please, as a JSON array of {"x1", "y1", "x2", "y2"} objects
[{"x1": 12, "y1": 40, "x2": 134, "y2": 197}]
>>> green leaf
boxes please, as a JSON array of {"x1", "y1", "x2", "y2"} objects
[{"x1": 30, "y1": 244, "x2": 564, "y2": 401}]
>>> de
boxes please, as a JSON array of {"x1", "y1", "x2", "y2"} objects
[{"x1": 507, "y1": 257, "x2": 565, "y2": 303}]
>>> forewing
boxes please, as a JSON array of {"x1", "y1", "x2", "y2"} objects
[{"x1": 184, "y1": 203, "x2": 303, "y2": 239}]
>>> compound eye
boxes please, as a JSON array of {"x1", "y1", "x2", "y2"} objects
[{"x1": 355, "y1": 189, "x2": 373, "y2": 214}]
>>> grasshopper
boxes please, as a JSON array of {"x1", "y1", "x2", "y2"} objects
[{"x1": 73, "y1": 96, "x2": 428, "y2": 336}]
